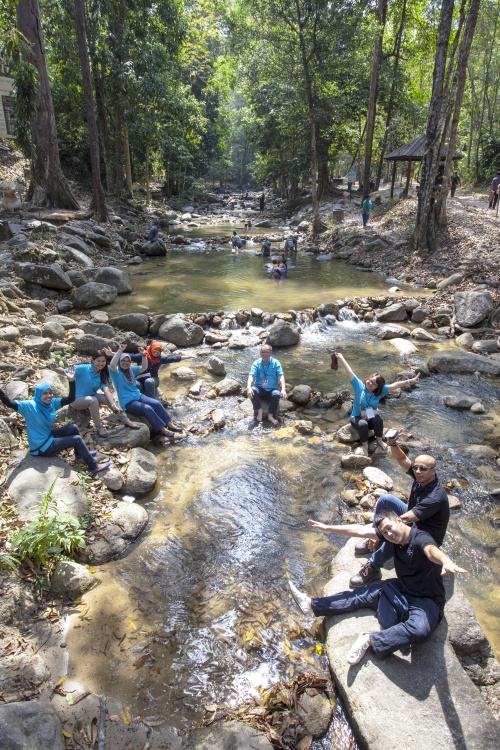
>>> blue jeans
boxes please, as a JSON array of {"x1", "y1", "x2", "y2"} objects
[
  {"x1": 362, "y1": 211, "x2": 369, "y2": 226},
  {"x1": 137, "y1": 376, "x2": 159, "y2": 399},
  {"x1": 370, "y1": 494, "x2": 408, "y2": 571},
  {"x1": 251, "y1": 386, "x2": 280, "y2": 415},
  {"x1": 311, "y1": 579, "x2": 442, "y2": 658},
  {"x1": 125, "y1": 394, "x2": 171, "y2": 432},
  {"x1": 39, "y1": 423, "x2": 98, "y2": 471}
]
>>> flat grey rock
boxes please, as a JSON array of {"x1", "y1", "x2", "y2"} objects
[
  {"x1": 6, "y1": 453, "x2": 88, "y2": 521},
  {"x1": 428, "y1": 350, "x2": 500, "y2": 376},
  {"x1": 321, "y1": 539, "x2": 500, "y2": 750},
  {"x1": 76, "y1": 501, "x2": 148, "y2": 564},
  {"x1": 0, "y1": 702, "x2": 65, "y2": 750}
]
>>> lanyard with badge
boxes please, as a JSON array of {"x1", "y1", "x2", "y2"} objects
[{"x1": 261, "y1": 362, "x2": 271, "y2": 387}]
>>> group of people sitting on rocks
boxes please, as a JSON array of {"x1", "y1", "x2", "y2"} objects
[{"x1": 0, "y1": 341, "x2": 187, "y2": 479}]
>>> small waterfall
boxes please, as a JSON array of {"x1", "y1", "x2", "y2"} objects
[
  {"x1": 220, "y1": 317, "x2": 239, "y2": 330},
  {"x1": 338, "y1": 307, "x2": 359, "y2": 322}
]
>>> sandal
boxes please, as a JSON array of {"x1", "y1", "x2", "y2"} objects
[
  {"x1": 97, "y1": 427, "x2": 108, "y2": 438},
  {"x1": 126, "y1": 422, "x2": 141, "y2": 430}
]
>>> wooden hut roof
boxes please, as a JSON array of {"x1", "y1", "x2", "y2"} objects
[{"x1": 385, "y1": 135, "x2": 463, "y2": 161}]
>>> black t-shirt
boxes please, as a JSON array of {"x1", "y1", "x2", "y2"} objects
[
  {"x1": 406, "y1": 468, "x2": 449, "y2": 546},
  {"x1": 392, "y1": 526, "x2": 445, "y2": 609}
]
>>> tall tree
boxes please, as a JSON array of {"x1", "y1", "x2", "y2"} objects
[
  {"x1": 73, "y1": 0, "x2": 108, "y2": 222},
  {"x1": 413, "y1": 0, "x2": 455, "y2": 253},
  {"x1": 16, "y1": 0, "x2": 79, "y2": 209},
  {"x1": 362, "y1": 0, "x2": 388, "y2": 199}
]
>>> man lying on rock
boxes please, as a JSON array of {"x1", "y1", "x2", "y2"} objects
[
  {"x1": 350, "y1": 430, "x2": 449, "y2": 588},
  {"x1": 288, "y1": 509, "x2": 466, "y2": 665}
]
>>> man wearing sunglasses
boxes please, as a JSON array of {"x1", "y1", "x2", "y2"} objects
[{"x1": 349, "y1": 430, "x2": 449, "y2": 588}]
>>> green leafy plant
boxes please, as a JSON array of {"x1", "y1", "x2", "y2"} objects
[{"x1": 6, "y1": 475, "x2": 86, "y2": 574}]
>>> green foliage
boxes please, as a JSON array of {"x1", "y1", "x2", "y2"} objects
[{"x1": 6, "y1": 475, "x2": 86, "y2": 575}]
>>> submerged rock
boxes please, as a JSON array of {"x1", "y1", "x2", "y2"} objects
[
  {"x1": 186, "y1": 720, "x2": 273, "y2": 750},
  {"x1": 76, "y1": 501, "x2": 148, "y2": 564}
]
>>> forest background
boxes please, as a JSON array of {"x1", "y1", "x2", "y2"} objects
[{"x1": 1, "y1": 0, "x2": 500, "y2": 250}]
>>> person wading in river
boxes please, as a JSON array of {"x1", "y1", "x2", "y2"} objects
[
  {"x1": 288, "y1": 509, "x2": 466, "y2": 665},
  {"x1": 348, "y1": 431, "x2": 449, "y2": 587},
  {"x1": 246, "y1": 344, "x2": 287, "y2": 425}
]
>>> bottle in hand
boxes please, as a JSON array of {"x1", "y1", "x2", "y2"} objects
[{"x1": 330, "y1": 352, "x2": 338, "y2": 371}]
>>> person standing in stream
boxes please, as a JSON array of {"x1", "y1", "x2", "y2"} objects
[
  {"x1": 0, "y1": 369, "x2": 110, "y2": 474},
  {"x1": 334, "y1": 352, "x2": 420, "y2": 455},
  {"x1": 105, "y1": 343, "x2": 185, "y2": 440},
  {"x1": 130, "y1": 342, "x2": 182, "y2": 399}
]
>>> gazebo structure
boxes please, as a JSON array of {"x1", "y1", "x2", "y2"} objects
[{"x1": 384, "y1": 135, "x2": 463, "y2": 198}]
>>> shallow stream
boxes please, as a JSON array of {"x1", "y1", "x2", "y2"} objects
[{"x1": 67, "y1": 226, "x2": 500, "y2": 747}]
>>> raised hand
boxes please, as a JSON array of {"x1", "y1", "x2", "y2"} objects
[
  {"x1": 66, "y1": 365, "x2": 75, "y2": 381},
  {"x1": 137, "y1": 346, "x2": 146, "y2": 355},
  {"x1": 119, "y1": 342, "x2": 128, "y2": 351}
]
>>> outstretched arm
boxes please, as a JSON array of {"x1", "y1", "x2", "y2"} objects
[
  {"x1": 335, "y1": 352, "x2": 355, "y2": 381},
  {"x1": 424, "y1": 545, "x2": 467, "y2": 575},
  {"x1": 0, "y1": 388, "x2": 18, "y2": 412},
  {"x1": 137, "y1": 346, "x2": 148, "y2": 373},
  {"x1": 308, "y1": 520, "x2": 378, "y2": 540},
  {"x1": 387, "y1": 373, "x2": 420, "y2": 392}
]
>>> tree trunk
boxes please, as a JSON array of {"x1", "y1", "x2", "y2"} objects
[
  {"x1": 437, "y1": 0, "x2": 481, "y2": 224},
  {"x1": 376, "y1": 0, "x2": 407, "y2": 188},
  {"x1": 114, "y1": 101, "x2": 126, "y2": 197},
  {"x1": 73, "y1": 0, "x2": 108, "y2": 223},
  {"x1": 123, "y1": 122, "x2": 134, "y2": 198},
  {"x1": 413, "y1": 0, "x2": 455, "y2": 254},
  {"x1": 145, "y1": 144, "x2": 150, "y2": 205},
  {"x1": 362, "y1": 0, "x2": 388, "y2": 200},
  {"x1": 16, "y1": 0, "x2": 79, "y2": 209}
]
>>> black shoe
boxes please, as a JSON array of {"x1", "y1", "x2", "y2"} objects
[{"x1": 349, "y1": 563, "x2": 382, "y2": 588}]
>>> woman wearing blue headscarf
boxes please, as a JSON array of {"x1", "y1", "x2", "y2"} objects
[{"x1": 0, "y1": 367, "x2": 110, "y2": 474}]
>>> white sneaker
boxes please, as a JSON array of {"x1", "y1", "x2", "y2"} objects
[
  {"x1": 288, "y1": 580, "x2": 313, "y2": 616},
  {"x1": 346, "y1": 633, "x2": 370, "y2": 665}
]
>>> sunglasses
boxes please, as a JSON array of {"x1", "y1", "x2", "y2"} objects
[{"x1": 412, "y1": 464, "x2": 434, "y2": 472}]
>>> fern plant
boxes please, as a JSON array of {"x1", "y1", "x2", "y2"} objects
[{"x1": 5, "y1": 475, "x2": 86, "y2": 574}]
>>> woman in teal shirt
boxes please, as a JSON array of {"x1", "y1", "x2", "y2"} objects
[{"x1": 335, "y1": 352, "x2": 419, "y2": 454}]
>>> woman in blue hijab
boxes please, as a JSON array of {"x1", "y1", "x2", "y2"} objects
[{"x1": 0, "y1": 367, "x2": 110, "y2": 474}]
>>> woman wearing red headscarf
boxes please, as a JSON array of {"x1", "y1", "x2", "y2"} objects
[{"x1": 130, "y1": 342, "x2": 182, "y2": 398}]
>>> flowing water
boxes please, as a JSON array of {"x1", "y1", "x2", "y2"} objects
[{"x1": 67, "y1": 226, "x2": 500, "y2": 746}]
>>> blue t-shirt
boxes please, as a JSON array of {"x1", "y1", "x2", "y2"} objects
[
  {"x1": 362, "y1": 199, "x2": 373, "y2": 215},
  {"x1": 110, "y1": 366, "x2": 142, "y2": 409},
  {"x1": 350, "y1": 375, "x2": 388, "y2": 418},
  {"x1": 70, "y1": 364, "x2": 106, "y2": 399},
  {"x1": 16, "y1": 396, "x2": 63, "y2": 453},
  {"x1": 250, "y1": 357, "x2": 284, "y2": 391}
]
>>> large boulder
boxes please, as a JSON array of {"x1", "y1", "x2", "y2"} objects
[
  {"x1": 0, "y1": 702, "x2": 65, "y2": 750},
  {"x1": 428, "y1": 350, "x2": 500, "y2": 376},
  {"x1": 94, "y1": 423, "x2": 151, "y2": 450},
  {"x1": 204, "y1": 354, "x2": 226, "y2": 376},
  {"x1": 143, "y1": 240, "x2": 167, "y2": 256},
  {"x1": 50, "y1": 560, "x2": 95, "y2": 599},
  {"x1": 363, "y1": 466, "x2": 394, "y2": 490},
  {"x1": 109, "y1": 313, "x2": 149, "y2": 336},
  {"x1": 76, "y1": 501, "x2": 148, "y2": 564},
  {"x1": 454, "y1": 291, "x2": 494, "y2": 328},
  {"x1": 123, "y1": 447, "x2": 158, "y2": 496},
  {"x1": 375, "y1": 303, "x2": 407, "y2": 322},
  {"x1": 71, "y1": 333, "x2": 115, "y2": 353},
  {"x1": 92, "y1": 266, "x2": 132, "y2": 294},
  {"x1": 70, "y1": 282, "x2": 117, "y2": 309},
  {"x1": 59, "y1": 232, "x2": 91, "y2": 255},
  {"x1": 291, "y1": 384, "x2": 312, "y2": 404},
  {"x1": 6, "y1": 453, "x2": 88, "y2": 522},
  {"x1": 158, "y1": 316, "x2": 205, "y2": 347},
  {"x1": 215, "y1": 377, "x2": 241, "y2": 396},
  {"x1": 266, "y1": 319, "x2": 300, "y2": 347},
  {"x1": 15, "y1": 262, "x2": 73, "y2": 291},
  {"x1": 62, "y1": 244, "x2": 94, "y2": 268}
]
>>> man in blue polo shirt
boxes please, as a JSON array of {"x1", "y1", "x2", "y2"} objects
[{"x1": 246, "y1": 344, "x2": 287, "y2": 425}]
